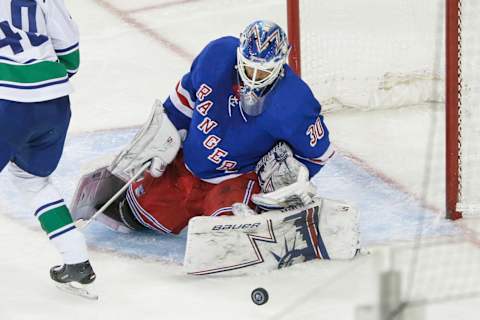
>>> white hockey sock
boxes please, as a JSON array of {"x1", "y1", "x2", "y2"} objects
[
  {"x1": 50, "y1": 227, "x2": 89, "y2": 264},
  {"x1": 8, "y1": 163, "x2": 89, "y2": 265}
]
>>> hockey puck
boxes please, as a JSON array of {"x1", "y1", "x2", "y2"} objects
[{"x1": 251, "y1": 287, "x2": 269, "y2": 305}]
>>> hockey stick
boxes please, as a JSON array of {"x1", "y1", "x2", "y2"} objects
[{"x1": 77, "y1": 161, "x2": 151, "y2": 230}]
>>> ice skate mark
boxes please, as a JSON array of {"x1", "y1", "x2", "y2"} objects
[
  {"x1": 129, "y1": 0, "x2": 200, "y2": 14},
  {"x1": 92, "y1": 0, "x2": 194, "y2": 61}
]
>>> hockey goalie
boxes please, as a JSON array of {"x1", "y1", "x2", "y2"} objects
[{"x1": 71, "y1": 20, "x2": 360, "y2": 275}]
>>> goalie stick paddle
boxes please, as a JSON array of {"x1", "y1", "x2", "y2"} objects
[{"x1": 76, "y1": 161, "x2": 151, "y2": 230}]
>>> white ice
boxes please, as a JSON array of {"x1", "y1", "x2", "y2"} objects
[{"x1": 0, "y1": 1, "x2": 478, "y2": 319}]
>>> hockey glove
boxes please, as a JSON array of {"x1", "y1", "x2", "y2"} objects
[{"x1": 252, "y1": 142, "x2": 317, "y2": 210}]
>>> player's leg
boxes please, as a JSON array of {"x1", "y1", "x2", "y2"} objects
[
  {"x1": 7, "y1": 97, "x2": 95, "y2": 284},
  {"x1": 0, "y1": 140, "x2": 13, "y2": 172},
  {"x1": 8, "y1": 163, "x2": 94, "y2": 283},
  {"x1": 202, "y1": 172, "x2": 260, "y2": 217},
  {"x1": 112, "y1": 152, "x2": 197, "y2": 234},
  {"x1": 0, "y1": 99, "x2": 29, "y2": 172}
]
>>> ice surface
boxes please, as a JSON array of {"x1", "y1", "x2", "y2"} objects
[{"x1": 0, "y1": 0, "x2": 478, "y2": 319}]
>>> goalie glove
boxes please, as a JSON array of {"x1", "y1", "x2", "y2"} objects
[
  {"x1": 252, "y1": 142, "x2": 317, "y2": 210},
  {"x1": 109, "y1": 100, "x2": 181, "y2": 180}
]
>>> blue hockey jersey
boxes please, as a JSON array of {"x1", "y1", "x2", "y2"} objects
[{"x1": 163, "y1": 36, "x2": 334, "y2": 184}]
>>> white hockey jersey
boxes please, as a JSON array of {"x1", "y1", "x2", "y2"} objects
[{"x1": 0, "y1": 0, "x2": 79, "y2": 102}]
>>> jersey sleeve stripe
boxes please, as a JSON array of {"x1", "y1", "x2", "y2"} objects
[
  {"x1": 176, "y1": 81, "x2": 195, "y2": 107},
  {"x1": 58, "y1": 49, "x2": 80, "y2": 75},
  {"x1": 169, "y1": 82, "x2": 193, "y2": 118},
  {"x1": 295, "y1": 144, "x2": 336, "y2": 166},
  {"x1": 55, "y1": 42, "x2": 79, "y2": 55}
]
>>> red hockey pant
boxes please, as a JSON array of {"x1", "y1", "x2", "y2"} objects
[{"x1": 126, "y1": 153, "x2": 260, "y2": 234}]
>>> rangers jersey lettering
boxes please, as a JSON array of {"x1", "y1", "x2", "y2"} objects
[{"x1": 164, "y1": 36, "x2": 334, "y2": 183}]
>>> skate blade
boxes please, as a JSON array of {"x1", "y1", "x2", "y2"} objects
[{"x1": 55, "y1": 282, "x2": 99, "y2": 300}]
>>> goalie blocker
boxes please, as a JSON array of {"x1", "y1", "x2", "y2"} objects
[{"x1": 185, "y1": 197, "x2": 360, "y2": 275}]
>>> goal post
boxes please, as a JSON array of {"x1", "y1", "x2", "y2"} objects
[
  {"x1": 286, "y1": 0, "x2": 301, "y2": 76},
  {"x1": 445, "y1": 0, "x2": 461, "y2": 220}
]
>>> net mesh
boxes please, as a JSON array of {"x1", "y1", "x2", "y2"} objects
[
  {"x1": 457, "y1": 0, "x2": 480, "y2": 216},
  {"x1": 298, "y1": 0, "x2": 444, "y2": 112},
  {"x1": 298, "y1": 0, "x2": 479, "y2": 215},
  {"x1": 297, "y1": 0, "x2": 480, "y2": 312}
]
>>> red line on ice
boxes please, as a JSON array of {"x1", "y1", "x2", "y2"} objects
[
  {"x1": 337, "y1": 145, "x2": 480, "y2": 247},
  {"x1": 129, "y1": 0, "x2": 200, "y2": 14},
  {"x1": 92, "y1": 0, "x2": 193, "y2": 61}
]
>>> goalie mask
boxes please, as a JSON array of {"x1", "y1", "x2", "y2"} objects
[{"x1": 237, "y1": 20, "x2": 290, "y2": 116}]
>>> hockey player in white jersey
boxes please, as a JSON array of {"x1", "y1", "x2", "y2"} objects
[{"x1": 0, "y1": 0, "x2": 96, "y2": 293}]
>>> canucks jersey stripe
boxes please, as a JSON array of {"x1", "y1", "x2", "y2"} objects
[
  {"x1": 58, "y1": 49, "x2": 80, "y2": 75},
  {"x1": 0, "y1": 56, "x2": 37, "y2": 64},
  {"x1": 55, "y1": 42, "x2": 79, "y2": 54},
  {"x1": 0, "y1": 77, "x2": 69, "y2": 90},
  {"x1": 0, "y1": 60, "x2": 68, "y2": 84}
]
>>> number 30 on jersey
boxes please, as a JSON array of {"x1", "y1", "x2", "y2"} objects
[{"x1": 306, "y1": 116, "x2": 325, "y2": 147}]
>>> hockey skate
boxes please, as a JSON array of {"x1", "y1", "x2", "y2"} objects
[
  {"x1": 101, "y1": 196, "x2": 146, "y2": 231},
  {"x1": 50, "y1": 260, "x2": 98, "y2": 300}
]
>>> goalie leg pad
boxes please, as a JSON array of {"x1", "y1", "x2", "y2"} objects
[{"x1": 184, "y1": 197, "x2": 360, "y2": 275}]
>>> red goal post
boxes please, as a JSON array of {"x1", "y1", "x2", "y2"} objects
[{"x1": 445, "y1": 0, "x2": 461, "y2": 220}]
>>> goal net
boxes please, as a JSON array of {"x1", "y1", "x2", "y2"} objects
[
  {"x1": 287, "y1": 0, "x2": 480, "y2": 315},
  {"x1": 287, "y1": 0, "x2": 479, "y2": 219}
]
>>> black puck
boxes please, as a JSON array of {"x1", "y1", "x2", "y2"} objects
[{"x1": 251, "y1": 287, "x2": 269, "y2": 305}]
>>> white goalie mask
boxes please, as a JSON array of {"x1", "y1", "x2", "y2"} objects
[{"x1": 236, "y1": 20, "x2": 290, "y2": 116}]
